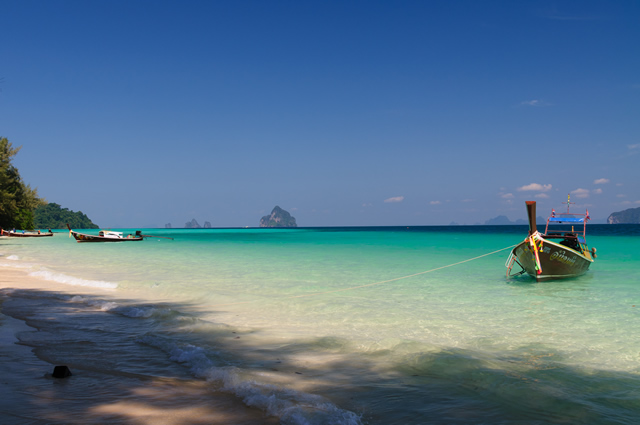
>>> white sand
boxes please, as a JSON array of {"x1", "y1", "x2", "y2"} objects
[{"x1": 0, "y1": 269, "x2": 277, "y2": 424}]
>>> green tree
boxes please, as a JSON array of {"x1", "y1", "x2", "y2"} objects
[{"x1": 0, "y1": 137, "x2": 45, "y2": 229}]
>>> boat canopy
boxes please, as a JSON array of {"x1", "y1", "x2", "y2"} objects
[
  {"x1": 99, "y1": 230, "x2": 123, "y2": 238},
  {"x1": 548, "y1": 217, "x2": 584, "y2": 223},
  {"x1": 545, "y1": 211, "x2": 589, "y2": 239}
]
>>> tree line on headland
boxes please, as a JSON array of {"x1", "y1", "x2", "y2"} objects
[
  {"x1": 33, "y1": 202, "x2": 98, "y2": 229},
  {"x1": 0, "y1": 137, "x2": 98, "y2": 230}
]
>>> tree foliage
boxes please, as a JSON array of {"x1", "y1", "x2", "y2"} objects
[
  {"x1": 0, "y1": 137, "x2": 46, "y2": 230},
  {"x1": 34, "y1": 203, "x2": 99, "y2": 229}
]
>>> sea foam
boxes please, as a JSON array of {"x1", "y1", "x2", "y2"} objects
[
  {"x1": 29, "y1": 270, "x2": 118, "y2": 289},
  {"x1": 0, "y1": 260, "x2": 35, "y2": 269},
  {"x1": 138, "y1": 334, "x2": 363, "y2": 425}
]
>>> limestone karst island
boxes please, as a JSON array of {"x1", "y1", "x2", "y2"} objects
[
  {"x1": 607, "y1": 207, "x2": 640, "y2": 224},
  {"x1": 259, "y1": 206, "x2": 297, "y2": 227}
]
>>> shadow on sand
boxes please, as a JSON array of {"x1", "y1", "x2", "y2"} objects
[{"x1": 1, "y1": 287, "x2": 639, "y2": 424}]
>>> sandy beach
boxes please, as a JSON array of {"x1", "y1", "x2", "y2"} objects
[{"x1": 0, "y1": 269, "x2": 277, "y2": 425}]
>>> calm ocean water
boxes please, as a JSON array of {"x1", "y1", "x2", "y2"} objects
[{"x1": 1, "y1": 225, "x2": 639, "y2": 424}]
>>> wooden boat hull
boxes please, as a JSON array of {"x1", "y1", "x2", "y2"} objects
[
  {"x1": 511, "y1": 238, "x2": 593, "y2": 281},
  {"x1": 70, "y1": 231, "x2": 143, "y2": 242},
  {"x1": 2, "y1": 231, "x2": 54, "y2": 237}
]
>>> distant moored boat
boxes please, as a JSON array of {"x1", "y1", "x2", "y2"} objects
[
  {"x1": 67, "y1": 224, "x2": 144, "y2": 242},
  {"x1": 66, "y1": 224, "x2": 172, "y2": 243},
  {"x1": 1, "y1": 229, "x2": 54, "y2": 237}
]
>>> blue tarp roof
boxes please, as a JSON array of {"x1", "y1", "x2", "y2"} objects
[{"x1": 549, "y1": 217, "x2": 584, "y2": 223}]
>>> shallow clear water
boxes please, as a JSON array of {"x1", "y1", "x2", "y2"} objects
[{"x1": 1, "y1": 226, "x2": 639, "y2": 424}]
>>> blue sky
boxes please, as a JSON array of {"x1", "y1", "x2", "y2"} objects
[{"x1": 1, "y1": 0, "x2": 639, "y2": 227}]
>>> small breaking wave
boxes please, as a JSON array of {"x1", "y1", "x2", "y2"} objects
[
  {"x1": 111, "y1": 304, "x2": 180, "y2": 320},
  {"x1": 0, "y1": 256, "x2": 118, "y2": 290},
  {"x1": 139, "y1": 334, "x2": 363, "y2": 425},
  {"x1": 0, "y1": 261, "x2": 33, "y2": 269},
  {"x1": 29, "y1": 270, "x2": 118, "y2": 289},
  {"x1": 68, "y1": 297, "x2": 183, "y2": 321}
]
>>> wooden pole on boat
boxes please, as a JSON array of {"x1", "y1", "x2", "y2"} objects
[
  {"x1": 526, "y1": 201, "x2": 537, "y2": 235},
  {"x1": 525, "y1": 201, "x2": 543, "y2": 275}
]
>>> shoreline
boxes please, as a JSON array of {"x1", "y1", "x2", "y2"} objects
[{"x1": 0, "y1": 268, "x2": 278, "y2": 424}]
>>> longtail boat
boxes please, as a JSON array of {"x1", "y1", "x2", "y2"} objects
[
  {"x1": 1, "y1": 229, "x2": 54, "y2": 237},
  {"x1": 506, "y1": 195, "x2": 596, "y2": 281},
  {"x1": 66, "y1": 224, "x2": 172, "y2": 243},
  {"x1": 67, "y1": 223, "x2": 143, "y2": 242}
]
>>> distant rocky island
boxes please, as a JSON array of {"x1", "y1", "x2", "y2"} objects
[
  {"x1": 184, "y1": 219, "x2": 212, "y2": 228},
  {"x1": 607, "y1": 207, "x2": 640, "y2": 224},
  {"x1": 185, "y1": 219, "x2": 200, "y2": 228},
  {"x1": 484, "y1": 215, "x2": 545, "y2": 225},
  {"x1": 260, "y1": 206, "x2": 297, "y2": 227}
]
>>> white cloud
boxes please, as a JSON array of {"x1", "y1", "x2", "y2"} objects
[
  {"x1": 500, "y1": 193, "x2": 514, "y2": 199},
  {"x1": 593, "y1": 188, "x2": 603, "y2": 195},
  {"x1": 626, "y1": 144, "x2": 640, "y2": 157},
  {"x1": 617, "y1": 194, "x2": 626, "y2": 198},
  {"x1": 571, "y1": 188, "x2": 590, "y2": 198},
  {"x1": 535, "y1": 193, "x2": 549, "y2": 198},
  {"x1": 361, "y1": 203, "x2": 372, "y2": 207},
  {"x1": 593, "y1": 178, "x2": 609, "y2": 184},
  {"x1": 430, "y1": 200, "x2": 441, "y2": 205},
  {"x1": 384, "y1": 196, "x2": 404, "y2": 203},
  {"x1": 520, "y1": 99, "x2": 550, "y2": 107},
  {"x1": 517, "y1": 183, "x2": 552, "y2": 192}
]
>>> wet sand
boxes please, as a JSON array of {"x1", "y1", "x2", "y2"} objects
[{"x1": 0, "y1": 269, "x2": 277, "y2": 424}]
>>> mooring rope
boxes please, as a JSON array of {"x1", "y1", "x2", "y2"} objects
[{"x1": 211, "y1": 244, "x2": 518, "y2": 307}]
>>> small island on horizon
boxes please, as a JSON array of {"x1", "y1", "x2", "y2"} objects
[{"x1": 260, "y1": 206, "x2": 297, "y2": 228}]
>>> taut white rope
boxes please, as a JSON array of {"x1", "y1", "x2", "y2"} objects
[{"x1": 211, "y1": 244, "x2": 517, "y2": 307}]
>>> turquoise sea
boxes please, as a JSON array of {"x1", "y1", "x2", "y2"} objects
[{"x1": 1, "y1": 225, "x2": 639, "y2": 424}]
